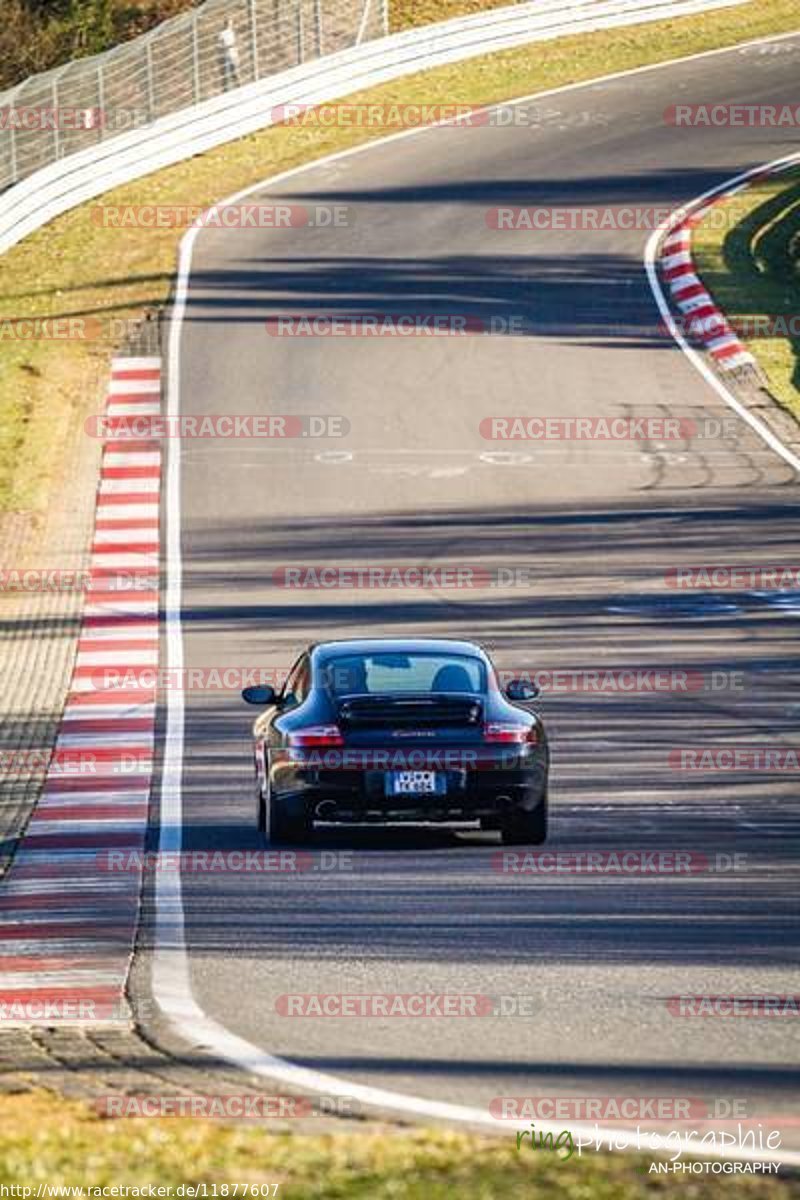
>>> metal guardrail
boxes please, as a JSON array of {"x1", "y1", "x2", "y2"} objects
[
  {"x1": 0, "y1": 0, "x2": 387, "y2": 191},
  {"x1": 0, "y1": 0, "x2": 746, "y2": 257}
]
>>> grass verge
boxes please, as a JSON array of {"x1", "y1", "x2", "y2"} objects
[
  {"x1": 692, "y1": 165, "x2": 800, "y2": 415},
  {"x1": 390, "y1": 0, "x2": 517, "y2": 33},
  {"x1": 0, "y1": 0, "x2": 799, "y2": 513},
  {"x1": 1, "y1": 1092, "x2": 798, "y2": 1198}
]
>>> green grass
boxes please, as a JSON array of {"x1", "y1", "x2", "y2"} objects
[
  {"x1": 0, "y1": 1092, "x2": 798, "y2": 1198},
  {"x1": 390, "y1": 0, "x2": 518, "y2": 33},
  {"x1": 692, "y1": 166, "x2": 800, "y2": 415},
  {"x1": 1, "y1": 0, "x2": 799, "y2": 515}
]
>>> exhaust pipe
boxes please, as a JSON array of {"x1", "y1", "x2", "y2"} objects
[{"x1": 315, "y1": 799, "x2": 337, "y2": 821}]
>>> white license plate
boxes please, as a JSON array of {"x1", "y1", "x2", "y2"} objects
[{"x1": 388, "y1": 770, "x2": 438, "y2": 795}]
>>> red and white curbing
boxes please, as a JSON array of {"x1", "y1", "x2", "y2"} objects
[
  {"x1": 659, "y1": 202, "x2": 756, "y2": 373},
  {"x1": 0, "y1": 357, "x2": 161, "y2": 1026}
]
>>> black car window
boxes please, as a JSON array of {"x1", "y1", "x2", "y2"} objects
[{"x1": 322, "y1": 653, "x2": 486, "y2": 695}]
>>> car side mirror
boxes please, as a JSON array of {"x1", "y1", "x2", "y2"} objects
[
  {"x1": 505, "y1": 678, "x2": 540, "y2": 702},
  {"x1": 242, "y1": 684, "x2": 278, "y2": 706}
]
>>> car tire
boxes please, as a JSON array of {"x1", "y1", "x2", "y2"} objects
[
  {"x1": 269, "y1": 798, "x2": 311, "y2": 845},
  {"x1": 256, "y1": 759, "x2": 310, "y2": 844},
  {"x1": 501, "y1": 796, "x2": 547, "y2": 846}
]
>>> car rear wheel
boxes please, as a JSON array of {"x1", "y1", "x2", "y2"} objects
[
  {"x1": 255, "y1": 757, "x2": 310, "y2": 844},
  {"x1": 269, "y1": 799, "x2": 312, "y2": 845},
  {"x1": 501, "y1": 797, "x2": 547, "y2": 846}
]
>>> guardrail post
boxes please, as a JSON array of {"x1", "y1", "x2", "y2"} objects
[
  {"x1": 97, "y1": 61, "x2": 105, "y2": 141},
  {"x1": 145, "y1": 38, "x2": 155, "y2": 121},
  {"x1": 7, "y1": 84, "x2": 20, "y2": 184},
  {"x1": 314, "y1": 0, "x2": 323, "y2": 56},
  {"x1": 191, "y1": 16, "x2": 201, "y2": 101},
  {"x1": 249, "y1": 0, "x2": 259, "y2": 80},
  {"x1": 52, "y1": 75, "x2": 60, "y2": 159},
  {"x1": 355, "y1": 0, "x2": 372, "y2": 46},
  {"x1": 9, "y1": 123, "x2": 17, "y2": 186}
]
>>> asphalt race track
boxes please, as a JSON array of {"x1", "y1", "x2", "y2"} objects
[{"x1": 145, "y1": 34, "x2": 800, "y2": 1147}]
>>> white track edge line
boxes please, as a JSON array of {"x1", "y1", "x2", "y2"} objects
[{"x1": 645, "y1": 151, "x2": 800, "y2": 474}]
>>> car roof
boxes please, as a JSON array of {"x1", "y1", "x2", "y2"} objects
[{"x1": 311, "y1": 637, "x2": 488, "y2": 661}]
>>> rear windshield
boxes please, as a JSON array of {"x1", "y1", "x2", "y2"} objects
[{"x1": 320, "y1": 652, "x2": 486, "y2": 696}]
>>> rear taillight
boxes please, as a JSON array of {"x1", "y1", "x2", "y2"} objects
[
  {"x1": 288, "y1": 725, "x2": 344, "y2": 748},
  {"x1": 484, "y1": 723, "x2": 538, "y2": 745}
]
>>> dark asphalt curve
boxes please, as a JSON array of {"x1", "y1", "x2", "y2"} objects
[{"x1": 150, "y1": 33, "x2": 800, "y2": 1144}]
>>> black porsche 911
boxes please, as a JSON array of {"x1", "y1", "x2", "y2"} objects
[{"x1": 242, "y1": 638, "x2": 549, "y2": 845}]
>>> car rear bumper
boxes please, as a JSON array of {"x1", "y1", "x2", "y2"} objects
[{"x1": 270, "y1": 764, "x2": 547, "y2": 824}]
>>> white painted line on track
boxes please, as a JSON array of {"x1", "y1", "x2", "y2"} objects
[{"x1": 645, "y1": 151, "x2": 800, "y2": 475}]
